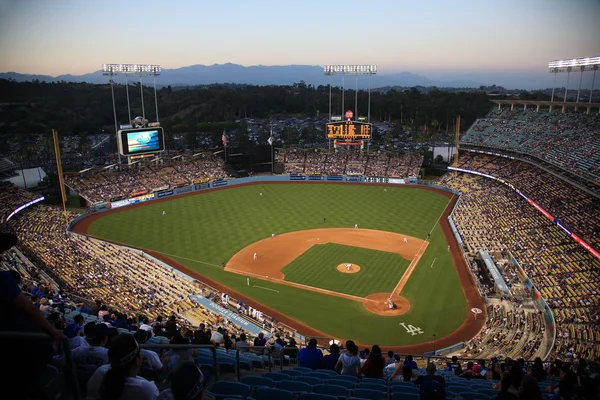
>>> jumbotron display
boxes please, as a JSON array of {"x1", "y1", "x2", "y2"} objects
[
  {"x1": 117, "y1": 127, "x2": 165, "y2": 156},
  {"x1": 326, "y1": 121, "x2": 372, "y2": 140}
]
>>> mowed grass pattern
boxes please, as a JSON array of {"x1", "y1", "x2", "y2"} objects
[
  {"x1": 282, "y1": 243, "x2": 409, "y2": 297},
  {"x1": 88, "y1": 183, "x2": 467, "y2": 346}
]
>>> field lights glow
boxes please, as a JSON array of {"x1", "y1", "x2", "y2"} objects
[
  {"x1": 548, "y1": 56, "x2": 600, "y2": 71},
  {"x1": 324, "y1": 65, "x2": 377, "y2": 75},
  {"x1": 102, "y1": 64, "x2": 162, "y2": 75}
]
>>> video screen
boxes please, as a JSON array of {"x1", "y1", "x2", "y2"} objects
[{"x1": 127, "y1": 130, "x2": 160, "y2": 153}]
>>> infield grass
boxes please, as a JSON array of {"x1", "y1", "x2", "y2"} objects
[
  {"x1": 87, "y1": 183, "x2": 467, "y2": 346},
  {"x1": 282, "y1": 243, "x2": 410, "y2": 297}
]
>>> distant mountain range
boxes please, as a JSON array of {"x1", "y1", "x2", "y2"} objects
[{"x1": 0, "y1": 62, "x2": 589, "y2": 90}]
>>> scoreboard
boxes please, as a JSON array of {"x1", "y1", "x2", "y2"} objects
[{"x1": 326, "y1": 121, "x2": 372, "y2": 140}]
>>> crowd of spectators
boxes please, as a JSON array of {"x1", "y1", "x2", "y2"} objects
[
  {"x1": 64, "y1": 153, "x2": 224, "y2": 203},
  {"x1": 462, "y1": 108, "x2": 600, "y2": 184},
  {"x1": 0, "y1": 180, "x2": 42, "y2": 220},
  {"x1": 440, "y1": 153, "x2": 600, "y2": 359},
  {"x1": 280, "y1": 149, "x2": 422, "y2": 178}
]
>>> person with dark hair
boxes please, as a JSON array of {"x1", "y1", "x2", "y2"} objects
[
  {"x1": 385, "y1": 350, "x2": 396, "y2": 366},
  {"x1": 298, "y1": 338, "x2": 323, "y2": 370},
  {"x1": 404, "y1": 354, "x2": 418, "y2": 369},
  {"x1": 415, "y1": 362, "x2": 446, "y2": 400},
  {"x1": 548, "y1": 366, "x2": 578, "y2": 400},
  {"x1": 235, "y1": 332, "x2": 250, "y2": 353},
  {"x1": 321, "y1": 343, "x2": 341, "y2": 371},
  {"x1": 157, "y1": 360, "x2": 209, "y2": 400},
  {"x1": 445, "y1": 355, "x2": 461, "y2": 373},
  {"x1": 335, "y1": 340, "x2": 361, "y2": 377},
  {"x1": 531, "y1": 357, "x2": 547, "y2": 382},
  {"x1": 361, "y1": 344, "x2": 386, "y2": 379},
  {"x1": 86, "y1": 333, "x2": 159, "y2": 399},
  {"x1": 519, "y1": 374, "x2": 544, "y2": 400},
  {"x1": 498, "y1": 362, "x2": 524, "y2": 399}
]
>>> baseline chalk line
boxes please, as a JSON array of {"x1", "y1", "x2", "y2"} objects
[
  {"x1": 430, "y1": 258, "x2": 438, "y2": 269},
  {"x1": 253, "y1": 285, "x2": 279, "y2": 293}
]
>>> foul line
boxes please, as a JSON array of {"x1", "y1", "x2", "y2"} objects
[
  {"x1": 253, "y1": 285, "x2": 280, "y2": 293},
  {"x1": 430, "y1": 258, "x2": 438, "y2": 269},
  {"x1": 159, "y1": 252, "x2": 222, "y2": 268},
  {"x1": 226, "y1": 267, "x2": 366, "y2": 302}
]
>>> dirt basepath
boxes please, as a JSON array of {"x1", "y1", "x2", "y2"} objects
[{"x1": 71, "y1": 181, "x2": 486, "y2": 353}]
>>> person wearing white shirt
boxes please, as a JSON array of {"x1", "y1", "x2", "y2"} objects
[
  {"x1": 210, "y1": 327, "x2": 224, "y2": 347},
  {"x1": 86, "y1": 333, "x2": 158, "y2": 400},
  {"x1": 133, "y1": 330, "x2": 163, "y2": 372}
]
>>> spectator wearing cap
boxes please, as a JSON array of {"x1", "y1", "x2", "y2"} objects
[
  {"x1": 70, "y1": 324, "x2": 111, "y2": 371},
  {"x1": 63, "y1": 315, "x2": 89, "y2": 350},
  {"x1": 134, "y1": 330, "x2": 163, "y2": 373},
  {"x1": 87, "y1": 333, "x2": 159, "y2": 399},
  {"x1": 0, "y1": 233, "x2": 64, "y2": 389},
  {"x1": 157, "y1": 360, "x2": 208, "y2": 400},
  {"x1": 298, "y1": 338, "x2": 323, "y2": 370},
  {"x1": 414, "y1": 362, "x2": 446, "y2": 400}
]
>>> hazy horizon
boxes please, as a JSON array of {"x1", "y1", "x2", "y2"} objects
[{"x1": 1, "y1": 0, "x2": 599, "y2": 80}]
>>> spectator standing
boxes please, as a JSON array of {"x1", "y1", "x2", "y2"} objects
[
  {"x1": 321, "y1": 343, "x2": 340, "y2": 371},
  {"x1": 298, "y1": 338, "x2": 323, "y2": 370},
  {"x1": 414, "y1": 363, "x2": 446, "y2": 400}
]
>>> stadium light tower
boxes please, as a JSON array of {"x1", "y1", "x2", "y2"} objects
[
  {"x1": 102, "y1": 64, "x2": 162, "y2": 163},
  {"x1": 548, "y1": 56, "x2": 600, "y2": 103},
  {"x1": 324, "y1": 65, "x2": 377, "y2": 123}
]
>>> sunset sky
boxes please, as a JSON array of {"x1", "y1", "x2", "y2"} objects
[{"x1": 0, "y1": 0, "x2": 598, "y2": 77}]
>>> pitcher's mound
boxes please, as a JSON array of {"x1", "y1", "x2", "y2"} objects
[
  {"x1": 337, "y1": 263, "x2": 360, "y2": 274},
  {"x1": 363, "y1": 292, "x2": 411, "y2": 316}
]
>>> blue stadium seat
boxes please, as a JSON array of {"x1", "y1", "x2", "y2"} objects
[
  {"x1": 390, "y1": 384, "x2": 419, "y2": 394},
  {"x1": 314, "y1": 384, "x2": 350, "y2": 398},
  {"x1": 476, "y1": 388, "x2": 500, "y2": 398},
  {"x1": 277, "y1": 380, "x2": 312, "y2": 395},
  {"x1": 361, "y1": 378, "x2": 386, "y2": 386},
  {"x1": 331, "y1": 375, "x2": 359, "y2": 383},
  {"x1": 316, "y1": 369, "x2": 339, "y2": 376},
  {"x1": 255, "y1": 387, "x2": 294, "y2": 400},
  {"x1": 263, "y1": 372, "x2": 289, "y2": 382},
  {"x1": 207, "y1": 381, "x2": 251, "y2": 400},
  {"x1": 356, "y1": 382, "x2": 386, "y2": 392},
  {"x1": 299, "y1": 394, "x2": 338, "y2": 400},
  {"x1": 326, "y1": 378, "x2": 355, "y2": 389},
  {"x1": 280, "y1": 369, "x2": 305, "y2": 378},
  {"x1": 295, "y1": 376, "x2": 322, "y2": 386},
  {"x1": 391, "y1": 393, "x2": 419, "y2": 400},
  {"x1": 459, "y1": 392, "x2": 490, "y2": 400},
  {"x1": 294, "y1": 367, "x2": 313, "y2": 373},
  {"x1": 352, "y1": 388, "x2": 387, "y2": 400},
  {"x1": 240, "y1": 376, "x2": 276, "y2": 391},
  {"x1": 308, "y1": 372, "x2": 333, "y2": 381}
]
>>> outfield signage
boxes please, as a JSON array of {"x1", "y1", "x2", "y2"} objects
[
  {"x1": 346, "y1": 176, "x2": 362, "y2": 182},
  {"x1": 157, "y1": 190, "x2": 174, "y2": 198},
  {"x1": 193, "y1": 183, "x2": 210, "y2": 191},
  {"x1": 111, "y1": 199, "x2": 130, "y2": 209},
  {"x1": 191, "y1": 295, "x2": 264, "y2": 335},
  {"x1": 213, "y1": 180, "x2": 228, "y2": 187},
  {"x1": 289, "y1": 175, "x2": 306, "y2": 181},
  {"x1": 174, "y1": 186, "x2": 192, "y2": 194},
  {"x1": 388, "y1": 178, "x2": 406, "y2": 184},
  {"x1": 308, "y1": 175, "x2": 322, "y2": 181},
  {"x1": 326, "y1": 175, "x2": 343, "y2": 181}
]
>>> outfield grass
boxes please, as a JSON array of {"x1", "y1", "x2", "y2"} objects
[
  {"x1": 282, "y1": 243, "x2": 409, "y2": 297},
  {"x1": 88, "y1": 183, "x2": 467, "y2": 346}
]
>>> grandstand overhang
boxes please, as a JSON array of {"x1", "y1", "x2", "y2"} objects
[{"x1": 491, "y1": 100, "x2": 600, "y2": 112}]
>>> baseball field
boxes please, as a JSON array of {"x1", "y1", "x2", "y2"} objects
[{"x1": 73, "y1": 182, "x2": 485, "y2": 352}]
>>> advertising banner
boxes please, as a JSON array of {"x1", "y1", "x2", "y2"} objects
[
  {"x1": 326, "y1": 175, "x2": 343, "y2": 181},
  {"x1": 308, "y1": 175, "x2": 322, "y2": 181},
  {"x1": 174, "y1": 186, "x2": 192, "y2": 195},
  {"x1": 157, "y1": 190, "x2": 174, "y2": 198},
  {"x1": 129, "y1": 193, "x2": 155, "y2": 204},
  {"x1": 111, "y1": 199, "x2": 130, "y2": 209},
  {"x1": 193, "y1": 183, "x2": 210, "y2": 191},
  {"x1": 190, "y1": 295, "x2": 264, "y2": 335},
  {"x1": 213, "y1": 180, "x2": 228, "y2": 187},
  {"x1": 388, "y1": 178, "x2": 406, "y2": 184},
  {"x1": 289, "y1": 175, "x2": 306, "y2": 181},
  {"x1": 346, "y1": 176, "x2": 362, "y2": 182}
]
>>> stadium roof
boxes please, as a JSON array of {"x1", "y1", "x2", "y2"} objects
[{"x1": 491, "y1": 100, "x2": 600, "y2": 109}]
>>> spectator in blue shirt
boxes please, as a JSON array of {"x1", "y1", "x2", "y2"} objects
[
  {"x1": 298, "y1": 338, "x2": 323, "y2": 370},
  {"x1": 321, "y1": 343, "x2": 340, "y2": 371}
]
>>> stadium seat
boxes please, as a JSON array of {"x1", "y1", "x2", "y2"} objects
[
  {"x1": 360, "y1": 378, "x2": 386, "y2": 386},
  {"x1": 356, "y1": 382, "x2": 386, "y2": 392},
  {"x1": 240, "y1": 376, "x2": 276, "y2": 391},
  {"x1": 326, "y1": 378, "x2": 355, "y2": 389},
  {"x1": 280, "y1": 369, "x2": 305, "y2": 378},
  {"x1": 330, "y1": 375, "x2": 358, "y2": 383},
  {"x1": 207, "y1": 381, "x2": 251, "y2": 400},
  {"x1": 294, "y1": 367, "x2": 313, "y2": 373},
  {"x1": 390, "y1": 385, "x2": 419, "y2": 394},
  {"x1": 316, "y1": 369, "x2": 339, "y2": 376},
  {"x1": 352, "y1": 388, "x2": 387, "y2": 400},
  {"x1": 295, "y1": 376, "x2": 322, "y2": 386},
  {"x1": 476, "y1": 388, "x2": 500, "y2": 398},
  {"x1": 308, "y1": 372, "x2": 333, "y2": 380},
  {"x1": 459, "y1": 392, "x2": 490, "y2": 400},
  {"x1": 263, "y1": 372, "x2": 289, "y2": 382},
  {"x1": 255, "y1": 387, "x2": 294, "y2": 400},
  {"x1": 391, "y1": 393, "x2": 419, "y2": 400},
  {"x1": 314, "y1": 384, "x2": 350, "y2": 398},
  {"x1": 299, "y1": 393, "x2": 338, "y2": 400},
  {"x1": 277, "y1": 380, "x2": 312, "y2": 395}
]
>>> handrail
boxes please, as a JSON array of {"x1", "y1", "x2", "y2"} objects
[
  {"x1": 0, "y1": 331, "x2": 80, "y2": 400},
  {"x1": 141, "y1": 343, "x2": 219, "y2": 381}
]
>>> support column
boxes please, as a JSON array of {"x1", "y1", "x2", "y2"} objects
[
  {"x1": 536, "y1": 104, "x2": 540, "y2": 112},
  {"x1": 576, "y1": 67, "x2": 584, "y2": 103},
  {"x1": 511, "y1": 103, "x2": 514, "y2": 111},
  {"x1": 140, "y1": 78, "x2": 146, "y2": 119},
  {"x1": 551, "y1": 71, "x2": 557, "y2": 102},
  {"x1": 590, "y1": 68, "x2": 597, "y2": 104},
  {"x1": 563, "y1": 68, "x2": 571, "y2": 102},
  {"x1": 524, "y1": 104, "x2": 527, "y2": 110}
]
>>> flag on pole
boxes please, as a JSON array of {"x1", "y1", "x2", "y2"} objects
[
  {"x1": 222, "y1": 130, "x2": 227, "y2": 147},
  {"x1": 267, "y1": 129, "x2": 273, "y2": 146}
]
